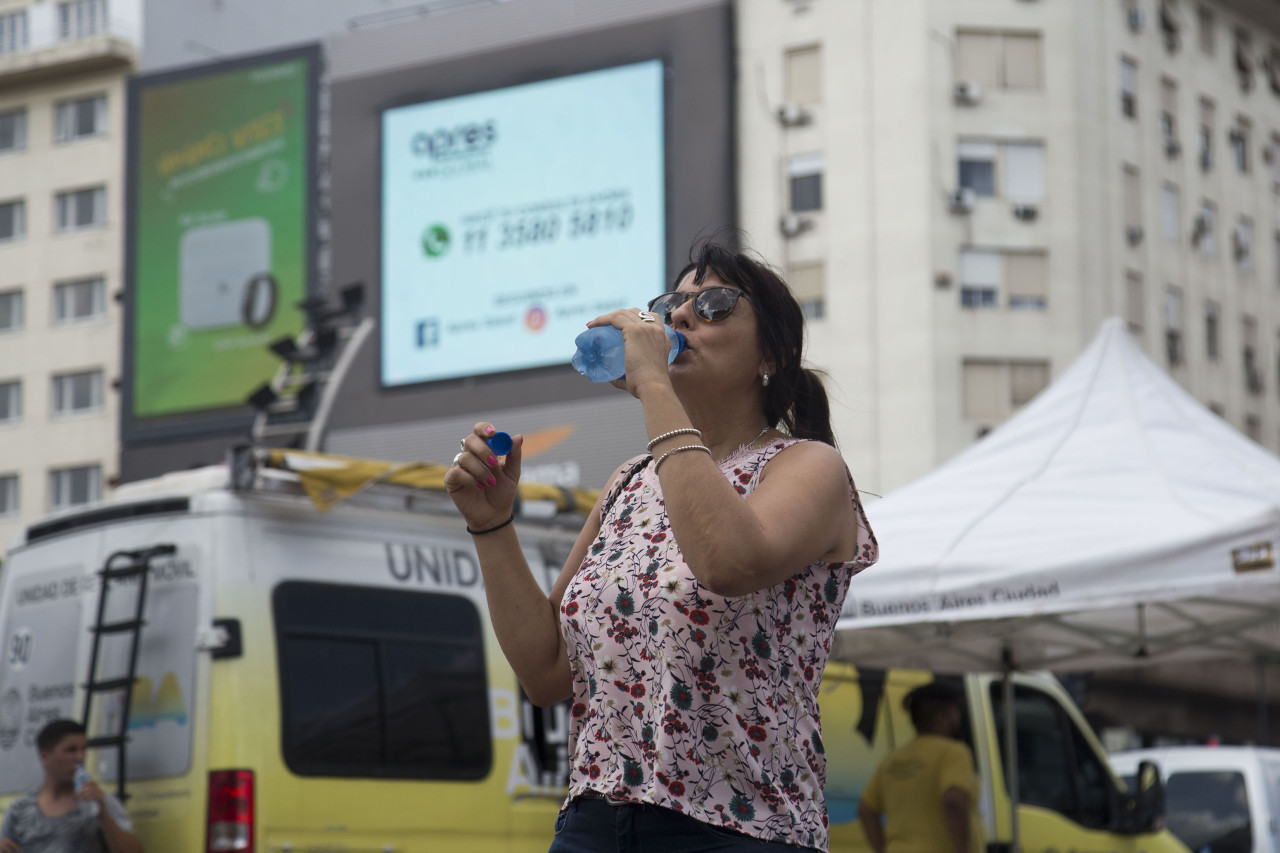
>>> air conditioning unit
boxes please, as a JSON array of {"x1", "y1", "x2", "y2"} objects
[
  {"x1": 948, "y1": 187, "x2": 976, "y2": 213},
  {"x1": 1126, "y1": 225, "x2": 1144, "y2": 245},
  {"x1": 1128, "y1": 8, "x2": 1146, "y2": 32},
  {"x1": 1165, "y1": 139, "x2": 1182, "y2": 159},
  {"x1": 776, "y1": 102, "x2": 812, "y2": 128},
  {"x1": 778, "y1": 212, "x2": 813, "y2": 238},
  {"x1": 954, "y1": 82, "x2": 983, "y2": 106},
  {"x1": 1012, "y1": 203, "x2": 1039, "y2": 222}
]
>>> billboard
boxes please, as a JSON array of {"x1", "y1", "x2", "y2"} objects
[
  {"x1": 122, "y1": 44, "x2": 318, "y2": 444},
  {"x1": 380, "y1": 60, "x2": 665, "y2": 387}
]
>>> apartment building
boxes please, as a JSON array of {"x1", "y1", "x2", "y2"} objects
[
  {"x1": 0, "y1": 0, "x2": 139, "y2": 550},
  {"x1": 738, "y1": 0, "x2": 1280, "y2": 495}
]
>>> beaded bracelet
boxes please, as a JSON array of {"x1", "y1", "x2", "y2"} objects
[
  {"x1": 653, "y1": 444, "x2": 713, "y2": 473},
  {"x1": 647, "y1": 427, "x2": 703, "y2": 452},
  {"x1": 467, "y1": 513, "x2": 515, "y2": 535}
]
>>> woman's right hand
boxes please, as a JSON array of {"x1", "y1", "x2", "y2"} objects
[{"x1": 444, "y1": 422, "x2": 522, "y2": 530}]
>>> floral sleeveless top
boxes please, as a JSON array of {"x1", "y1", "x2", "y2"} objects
[{"x1": 559, "y1": 439, "x2": 878, "y2": 850}]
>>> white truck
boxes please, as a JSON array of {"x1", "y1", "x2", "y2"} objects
[{"x1": 1111, "y1": 746, "x2": 1280, "y2": 853}]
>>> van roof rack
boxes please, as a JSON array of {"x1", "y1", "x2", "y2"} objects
[{"x1": 232, "y1": 445, "x2": 599, "y2": 526}]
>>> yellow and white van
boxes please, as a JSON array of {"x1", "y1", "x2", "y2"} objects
[{"x1": 0, "y1": 448, "x2": 1186, "y2": 853}]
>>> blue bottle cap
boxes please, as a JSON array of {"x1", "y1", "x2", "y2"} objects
[{"x1": 487, "y1": 431, "x2": 513, "y2": 456}]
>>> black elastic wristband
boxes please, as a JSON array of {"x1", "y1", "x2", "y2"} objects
[{"x1": 467, "y1": 513, "x2": 515, "y2": 536}]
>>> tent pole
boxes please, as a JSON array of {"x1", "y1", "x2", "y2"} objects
[
  {"x1": 1259, "y1": 657, "x2": 1270, "y2": 747},
  {"x1": 1002, "y1": 643, "x2": 1020, "y2": 853}
]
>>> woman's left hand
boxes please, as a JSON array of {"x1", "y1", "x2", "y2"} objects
[{"x1": 586, "y1": 307, "x2": 676, "y2": 397}]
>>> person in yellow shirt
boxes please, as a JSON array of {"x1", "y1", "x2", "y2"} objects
[{"x1": 857, "y1": 682, "x2": 985, "y2": 853}]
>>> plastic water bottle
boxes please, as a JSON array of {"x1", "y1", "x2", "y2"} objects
[
  {"x1": 74, "y1": 764, "x2": 100, "y2": 817},
  {"x1": 571, "y1": 325, "x2": 685, "y2": 382}
]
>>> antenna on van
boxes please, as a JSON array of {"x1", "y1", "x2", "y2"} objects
[{"x1": 246, "y1": 282, "x2": 373, "y2": 451}]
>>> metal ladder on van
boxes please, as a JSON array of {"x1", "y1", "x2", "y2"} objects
[{"x1": 80, "y1": 544, "x2": 176, "y2": 801}]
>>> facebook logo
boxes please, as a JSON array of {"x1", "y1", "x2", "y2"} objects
[{"x1": 416, "y1": 318, "x2": 440, "y2": 348}]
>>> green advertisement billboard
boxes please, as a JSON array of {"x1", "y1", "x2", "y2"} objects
[{"x1": 124, "y1": 45, "x2": 317, "y2": 441}]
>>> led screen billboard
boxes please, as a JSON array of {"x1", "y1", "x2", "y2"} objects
[
  {"x1": 380, "y1": 60, "x2": 665, "y2": 387},
  {"x1": 123, "y1": 44, "x2": 317, "y2": 441}
]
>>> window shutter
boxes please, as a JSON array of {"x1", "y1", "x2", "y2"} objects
[
  {"x1": 1002, "y1": 34, "x2": 1043, "y2": 89},
  {"x1": 1004, "y1": 252, "x2": 1048, "y2": 304},
  {"x1": 963, "y1": 361, "x2": 1007, "y2": 420},
  {"x1": 956, "y1": 32, "x2": 1000, "y2": 88},
  {"x1": 786, "y1": 45, "x2": 822, "y2": 104},
  {"x1": 1004, "y1": 143, "x2": 1045, "y2": 202}
]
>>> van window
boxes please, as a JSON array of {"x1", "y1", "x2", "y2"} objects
[
  {"x1": 273, "y1": 582, "x2": 491, "y2": 780},
  {"x1": 1164, "y1": 771, "x2": 1251, "y2": 853},
  {"x1": 990, "y1": 684, "x2": 1112, "y2": 830}
]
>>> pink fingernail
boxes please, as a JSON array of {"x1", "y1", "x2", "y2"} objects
[
  {"x1": 487, "y1": 475, "x2": 496, "y2": 486},
  {"x1": 476, "y1": 482, "x2": 485, "y2": 490},
  {"x1": 487, "y1": 455, "x2": 498, "y2": 466},
  {"x1": 484, "y1": 426, "x2": 495, "y2": 435}
]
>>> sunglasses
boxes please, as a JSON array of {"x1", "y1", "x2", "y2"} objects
[{"x1": 647, "y1": 286, "x2": 753, "y2": 325}]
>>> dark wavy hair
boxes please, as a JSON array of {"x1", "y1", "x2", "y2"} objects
[{"x1": 673, "y1": 239, "x2": 836, "y2": 446}]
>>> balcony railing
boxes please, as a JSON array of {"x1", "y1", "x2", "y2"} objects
[{"x1": 0, "y1": 1, "x2": 138, "y2": 58}]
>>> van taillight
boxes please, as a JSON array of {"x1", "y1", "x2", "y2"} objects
[{"x1": 207, "y1": 769, "x2": 254, "y2": 853}]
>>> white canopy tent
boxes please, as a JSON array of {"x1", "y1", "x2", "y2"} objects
[{"x1": 833, "y1": 317, "x2": 1280, "y2": 675}]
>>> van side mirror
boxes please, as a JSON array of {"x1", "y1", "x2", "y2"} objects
[{"x1": 1116, "y1": 759, "x2": 1165, "y2": 834}]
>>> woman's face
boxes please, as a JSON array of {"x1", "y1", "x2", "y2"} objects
[{"x1": 665, "y1": 270, "x2": 768, "y2": 394}]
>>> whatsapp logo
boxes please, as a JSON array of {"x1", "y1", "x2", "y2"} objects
[{"x1": 422, "y1": 224, "x2": 451, "y2": 258}]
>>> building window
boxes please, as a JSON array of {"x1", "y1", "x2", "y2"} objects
[
  {"x1": 1198, "y1": 98, "x2": 1215, "y2": 171},
  {"x1": 1160, "y1": 184, "x2": 1180, "y2": 243},
  {"x1": 0, "y1": 109, "x2": 26, "y2": 153},
  {"x1": 1230, "y1": 118, "x2": 1251, "y2": 173},
  {"x1": 0, "y1": 290, "x2": 23, "y2": 333},
  {"x1": 0, "y1": 380, "x2": 20, "y2": 423},
  {"x1": 787, "y1": 153, "x2": 823, "y2": 213},
  {"x1": 0, "y1": 199, "x2": 25, "y2": 242},
  {"x1": 788, "y1": 262, "x2": 825, "y2": 319},
  {"x1": 274, "y1": 582, "x2": 492, "y2": 780},
  {"x1": 1234, "y1": 218, "x2": 1253, "y2": 270},
  {"x1": 1160, "y1": 78, "x2": 1179, "y2": 155},
  {"x1": 0, "y1": 474, "x2": 16, "y2": 516},
  {"x1": 957, "y1": 140, "x2": 1044, "y2": 201},
  {"x1": 1275, "y1": 232, "x2": 1280, "y2": 288},
  {"x1": 51, "y1": 369, "x2": 104, "y2": 415},
  {"x1": 54, "y1": 95, "x2": 107, "y2": 143},
  {"x1": 1005, "y1": 252, "x2": 1049, "y2": 309},
  {"x1": 960, "y1": 250, "x2": 1048, "y2": 310},
  {"x1": 1243, "y1": 315, "x2": 1262, "y2": 394},
  {"x1": 785, "y1": 45, "x2": 822, "y2": 105},
  {"x1": 960, "y1": 250, "x2": 999, "y2": 308},
  {"x1": 958, "y1": 142, "x2": 997, "y2": 197},
  {"x1": 58, "y1": 0, "x2": 108, "y2": 41},
  {"x1": 1120, "y1": 58, "x2": 1138, "y2": 118},
  {"x1": 963, "y1": 359, "x2": 1050, "y2": 421},
  {"x1": 1192, "y1": 200, "x2": 1216, "y2": 256},
  {"x1": 0, "y1": 9, "x2": 28, "y2": 54},
  {"x1": 1205, "y1": 300, "x2": 1220, "y2": 360},
  {"x1": 1122, "y1": 165, "x2": 1142, "y2": 237},
  {"x1": 1125, "y1": 270, "x2": 1145, "y2": 335},
  {"x1": 1165, "y1": 286, "x2": 1184, "y2": 366},
  {"x1": 1268, "y1": 134, "x2": 1280, "y2": 192},
  {"x1": 53, "y1": 277, "x2": 107, "y2": 324},
  {"x1": 49, "y1": 464, "x2": 101, "y2": 510},
  {"x1": 955, "y1": 31, "x2": 1044, "y2": 91},
  {"x1": 1197, "y1": 5, "x2": 1214, "y2": 56},
  {"x1": 55, "y1": 186, "x2": 106, "y2": 232}
]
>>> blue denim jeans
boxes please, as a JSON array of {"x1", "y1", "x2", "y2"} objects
[{"x1": 546, "y1": 796, "x2": 822, "y2": 853}]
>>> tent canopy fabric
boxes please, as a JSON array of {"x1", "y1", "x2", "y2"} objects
[{"x1": 832, "y1": 319, "x2": 1280, "y2": 673}]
